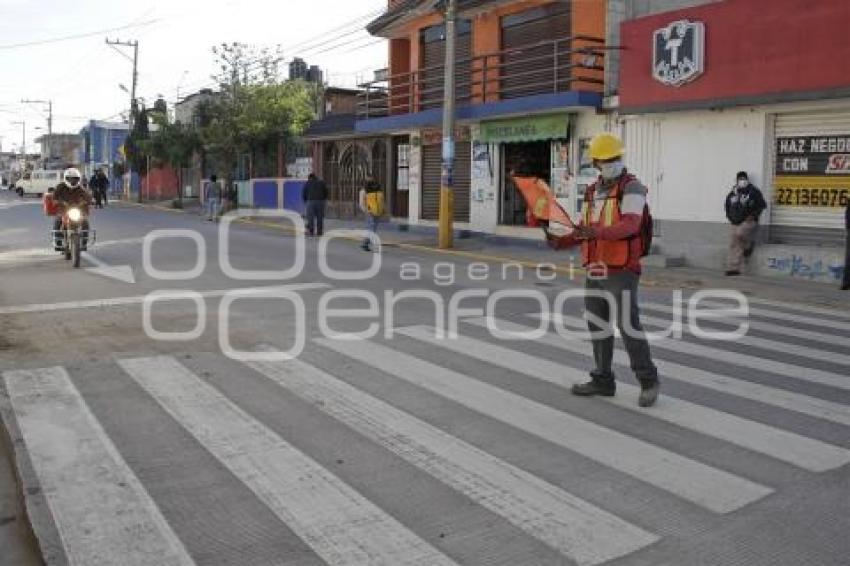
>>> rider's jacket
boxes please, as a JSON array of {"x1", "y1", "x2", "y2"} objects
[{"x1": 53, "y1": 182, "x2": 91, "y2": 210}]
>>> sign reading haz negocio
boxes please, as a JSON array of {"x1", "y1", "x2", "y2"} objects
[{"x1": 653, "y1": 20, "x2": 705, "y2": 87}]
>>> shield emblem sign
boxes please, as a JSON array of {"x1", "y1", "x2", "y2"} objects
[{"x1": 653, "y1": 20, "x2": 705, "y2": 87}]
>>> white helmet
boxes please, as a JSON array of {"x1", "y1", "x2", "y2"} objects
[{"x1": 63, "y1": 168, "x2": 82, "y2": 188}]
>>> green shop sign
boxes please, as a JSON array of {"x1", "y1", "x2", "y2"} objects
[{"x1": 479, "y1": 114, "x2": 569, "y2": 144}]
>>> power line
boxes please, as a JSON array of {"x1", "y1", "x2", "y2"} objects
[
  {"x1": 0, "y1": 19, "x2": 160, "y2": 50},
  {"x1": 281, "y1": 7, "x2": 383, "y2": 53},
  {"x1": 165, "y1": 7, "x2": 387, "y2": 101}
]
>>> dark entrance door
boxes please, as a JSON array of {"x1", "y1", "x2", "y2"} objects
[
  {"x1": 501, "y1": 140, "x2": 551, "y2": 226},
  {"x1": 391, "y1": 136, "x2": 410, "y2": 218}
]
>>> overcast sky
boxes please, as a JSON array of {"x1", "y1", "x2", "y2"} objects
[{"x1": 0, "y1": 0, "x2": 387, "y2": 153}]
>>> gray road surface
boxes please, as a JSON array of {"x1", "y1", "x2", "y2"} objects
[{"x1": 0, "y1": 190, "x2": 848, "y2": 566}]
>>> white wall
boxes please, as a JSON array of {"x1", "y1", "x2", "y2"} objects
[
  {"x1": 408, "y1": 134, "x2": 422, "y2": 224},
  {"x1": 469, "y1": 125, "x2": 500, "y2": 233},
  {"x1": 633, "y1": 108, "x2": 769, "y2": 223}
]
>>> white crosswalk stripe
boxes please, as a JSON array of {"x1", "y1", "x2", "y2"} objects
[
  {"x1": 742, "y1": 296, "x2": 850, "y2": 322},
  {"x1": 397, "y1": 326, "x2": 850, "y2": 472},
  {"x1": 119, "y1": 356, "x2": 459, "y2": 566},
  {"x1": 5, "y1": 319, "x2": 849, "y2": 565},
  {"x1": 244, "y1": 350, "x2": 658, "y2": 566},
  {"x1": 691, "y1": 299, "x2": 850, "y2": 332},
  {"x1": 534, "y1": 312, "x2": 850, "y2": 391},
  {"x1": 465, "y1": 317, "x2": 850, "y2": 427},
  {"x1": 316, "y1": 338, "x2": 773, "y2": 514},
  {"x1": 640, "y1": 301, "x2": 849, "y2": 348},
  {"x1": 2, "y1": 367, "x2": 195, "y2": 566},
  {"x1": 635, "y1": 312, "x2": 850, "y2": 367}
]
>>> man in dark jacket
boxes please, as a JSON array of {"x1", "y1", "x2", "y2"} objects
[
  {"x1": 302, "y1": 173, "x2": 328, "y2": 236},
  {"x1": 842, "y1": 200, "x2": 849, "y2": 290},
  {"x1": 724, "y1": 171, "x2": 767, "y2": 276}
]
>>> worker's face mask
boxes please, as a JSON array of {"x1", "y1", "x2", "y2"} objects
[
  {"x1": 597, "y1": 159, "x2": 624, "y2": 180},
  {"x1": 737, "y1": 179, "x2": 749, "y2": 189}
]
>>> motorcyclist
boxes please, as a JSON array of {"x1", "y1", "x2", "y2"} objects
[{"x1": 53, "y1": 168, "x2": 92, "y2": 250}]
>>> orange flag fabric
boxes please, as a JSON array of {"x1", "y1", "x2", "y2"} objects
[{"x1": 511, "y1": 176, "x2": 575, "y2": 229}]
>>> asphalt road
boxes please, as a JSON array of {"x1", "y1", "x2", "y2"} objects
[{"x1": 1, "y1": 189, "x2": 849, "y2": 566}]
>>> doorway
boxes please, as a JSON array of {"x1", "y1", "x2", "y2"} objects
[{"x1": 501, "y1": 140, "x2": 551, "y2": 225}]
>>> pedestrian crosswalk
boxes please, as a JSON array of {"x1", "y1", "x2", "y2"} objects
[{"x1": 2, "y1": 306, "x2": 849, "y2": 565}]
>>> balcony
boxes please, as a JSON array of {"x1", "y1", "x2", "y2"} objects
[{"x1": 357, "y1": 35, "x2": 605, "y2": 121}]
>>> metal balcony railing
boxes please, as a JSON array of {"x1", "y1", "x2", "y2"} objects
[{"x1": 357, "y1": 35, "x2": 605, "y2": 120}]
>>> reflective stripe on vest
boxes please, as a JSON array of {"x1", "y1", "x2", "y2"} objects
[{"x1": 581, "y1": 175, "x2": 634, "y2": 269}]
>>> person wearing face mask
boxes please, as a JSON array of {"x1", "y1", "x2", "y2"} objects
[
  {"x1": 545, "y1": 133, "x2": 660, "y2": 408},
  {"x1": 724, "y1": 171, "x2": 767, "y2": 276}
]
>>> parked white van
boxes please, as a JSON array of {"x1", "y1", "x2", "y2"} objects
[{"x1": 16, "y1": 169, "x2": 63, "y2": 197}]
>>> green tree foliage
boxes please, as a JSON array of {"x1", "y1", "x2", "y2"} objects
[
  {"x1": 124, "y1": 102, "x2": 150, "y2": 177},
  {"x1": 201, "y1": 42, "x2": 317, "y2": 182},
  {"x1": 143, "y1": 115, "x2": 200, "y2": 204}
]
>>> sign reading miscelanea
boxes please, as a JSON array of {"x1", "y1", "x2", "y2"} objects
[{"x1": 653, "y1": 20, "x2": 705, "y2": 87}]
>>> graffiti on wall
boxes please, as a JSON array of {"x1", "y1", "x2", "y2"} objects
[{"x1": 765, "y1": 254, "x2": 845, "y2": 281}]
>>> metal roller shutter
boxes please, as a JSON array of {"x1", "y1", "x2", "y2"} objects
[
  {"x1": 421, "y1": 141, "x2": 471, "y2": 222},
  {"x1": 420, "y1": 22, "x2": 472, "y2": 110},
  {"x1": 770, "y1": 110, "x2": 850, "y2": 246},
  {"x1": 501, "y1": 5, "x2": 571, "y2": 100}
]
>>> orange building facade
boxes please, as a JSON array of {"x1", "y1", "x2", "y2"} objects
[{"x1": 345, "y1": 0, "x2": 611, "y2": 234}]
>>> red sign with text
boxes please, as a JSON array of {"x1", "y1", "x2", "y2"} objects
[{"x1": 619, "y1": 0, "x2": 850, "y2": 111}]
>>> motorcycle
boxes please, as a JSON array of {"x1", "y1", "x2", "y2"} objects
[{"x1": 52, "y1": 205, "x2": 95, "y2": 268}]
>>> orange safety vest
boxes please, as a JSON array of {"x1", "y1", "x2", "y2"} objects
[{"x1": 581, "y1": 174, "x2": 635, "y2": 268}]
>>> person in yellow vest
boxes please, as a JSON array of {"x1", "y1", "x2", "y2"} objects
[
  {"x1": 359, "y1": 174, "x2": 384, "y2": 252},
  {"x1": 546, "y1": 133, "x2": 660, "y2": 407}
]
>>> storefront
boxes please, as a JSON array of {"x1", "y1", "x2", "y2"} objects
[
  {"x1": 420, "y1": 127, "x2": 471, "y2": 222},
  {"x1": 617, "y1": 0, "x2": 850, "y2": 282},
  {"x1": 769, "y1": 111, "x2": 850, "y2": 246},
  {"x1": 476, "y1": 113, "x2": 598, "y2": 228}
]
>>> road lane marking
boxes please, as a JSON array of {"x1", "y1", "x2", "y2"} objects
[
  {"x1": 742, "y1": 296, "x2": 850, "y2": 322},
  {"x1": 535, "y1": 312, "x2": 850, "y2": 392},
  {"x1": 464, "y1": 317, "x2": 850, "y2": 427},
  {"x1": 317, "y1": 338, "x2": 773, "y2": 514},
  {"x1": 635, "y1": 312, "x2": 850, "y2": 367},
  {"x1": 0, "y1": 282, "x2": 330, "y2": 315},
  {"x1": 245, "y1": 350, "x2": 658, "y2": 566},
  {"x1": 2, "y1": 367, "x2": 195, "y2": 566},
  {"x1": 640, "y1": 301, "x2": 849, "y2": 348},
  {"x1": 398, "y1": 326, "x2": 850, "y2": 473},
  {"x1": 120, "y1": 356, "x2": 459, "y2": 566},
  {"x1": 692, "y1": 299, "x2": 850, "y2": 332}
]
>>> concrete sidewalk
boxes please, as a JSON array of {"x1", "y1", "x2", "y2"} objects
[
  {"x1": 0, "y1": 421, "x2": 42, "y2": 566},
  {"x1": 120, "y1": 198, "x2": 850, "y2": 311}
]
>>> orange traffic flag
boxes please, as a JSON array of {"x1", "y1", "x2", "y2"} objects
[{"x1": 511, "y1": 176, "x2": 575, "y2": 228}]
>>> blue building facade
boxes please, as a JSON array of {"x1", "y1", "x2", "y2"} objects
[{"x1": 79, "y1": 120, "x2": 129, "y2": 191}]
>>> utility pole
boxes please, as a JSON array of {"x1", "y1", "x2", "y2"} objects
[
  {"x1": 106, "y1": 38, "x2": 139, "y2": 201},
  {"x1": 21, "y1": 99, "x2": 52, "y2": 167},
  {"x1": 438, "y1": 0, "x2": 457, "y2": 249}
]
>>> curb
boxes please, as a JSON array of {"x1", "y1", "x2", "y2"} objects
[{"x1": 0, "y1": 384, "x2": 60, "y2": 565}]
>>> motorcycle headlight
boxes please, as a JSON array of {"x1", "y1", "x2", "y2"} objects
[{"x1": 68, "y1": 208, "x2": 82, "y2": 222}]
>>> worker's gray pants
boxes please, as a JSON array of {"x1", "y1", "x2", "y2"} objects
[{"x1": 584, "y1": 271, "x2": 658, "y2": 383}]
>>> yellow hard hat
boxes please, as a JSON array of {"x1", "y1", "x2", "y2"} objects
[{"x1": 588, "y1": 133, "x2": 625, "y2": 161}]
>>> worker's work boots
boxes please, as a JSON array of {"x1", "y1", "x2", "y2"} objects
[
  {"x1": 638, "y1": 379, "x2": 660, "y2": 408},
  {"x1": 571, "y1": 372, "x2": 616, "y2": 397}
]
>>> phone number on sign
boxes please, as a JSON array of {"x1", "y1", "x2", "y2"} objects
[{"x1": 775, "y1": 187, "x2": 849, "y2": 207}]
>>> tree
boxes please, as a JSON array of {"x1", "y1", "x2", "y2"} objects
[
  {"x1": 144, "y1": 116, "x2": 199, "y2": 206},
  {"x1": 198, "y1": 42, "x2": 316, "y2": 185},
  {"x1": 124, "y1": 102, "x2": 150, "y2": 201}
]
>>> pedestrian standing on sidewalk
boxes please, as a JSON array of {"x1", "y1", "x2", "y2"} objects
[
  {"x1": 724, "y1": 171, "x2": 766, "y2": 276},
  {"x1": 204, "y1": 174, "x2": 220, "y2": 221},
  {"x1": 90, "y1": 172, "x2": 103, "y2": 208},
  {"x1": 302, "y1": 173, "x2": 328, "y2": 236},
  {"x1": 359, "y1": 174, "x2": 384, "y2": 252},
  {"x1": 842, "y1": 198, "x2": 850, "y2": 290},
  {"x1": 545, "y1": 133, "x2": 660, "y2": 408},
  {"x1": 97, "y1": 169, "x2": 109, "y2": 207}
]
